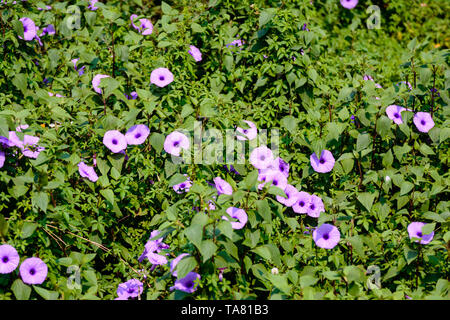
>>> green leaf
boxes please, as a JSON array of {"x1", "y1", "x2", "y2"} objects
[
  {"x1": 11, "y1": 279, "x2": 31, "y2": 300},
  {"x1": 0, "y1": 214, "x2": 9, "y2": 237},
  {"x1": 21, "y1": 222, "x2": 39, "y2": 239},
  {"x1": 256, "y1": 199, "x2": 272, "y2": 223},
  {"x1": 268, "y1": 274, "x2": 291, "y2": 294},
  {"x1": 100, "y1": 189, "x2": 115, "y2": 205},
  {"x1": 259, "y1": 8, "x2": 276, "y2": 28},
  {"x1": 357, "y1": 192, "x2": 376, "y2": 212},
  {"x1": 184, "y1": 224, "x2": 203, "y2": 248},
  {"x1": 356, "y1": 133, "x2": 371, "y2": 152},
  {"x1": 404, "y1": 246, "x2": 418, "y2": 264},
  {"x1": 12, "y1": 73, "x2": 27, "y2": 92},
  {"x1": 168, "y1": 173, "x2": 188, "y2": 186},
  {"x1": 32, "y1": 192, "x2": 49, "y2": 213},
  {"x1": 400, "y1": 181, "x2": 414, "y2": 196},
  {"x1": 149, "y1": 133, "x2": 165, "y2": 154},
  {"x1": 299, "y1": 275, "x2": 319, "y2": 288},
  {"x1": 421, "y1": 223, "x2": 436, "y2": 236},
  {"x1": 176, "y1": 256, "x2": 197, "y2": 280},
  {"x1": 33, "y1": 286, "x2": 59, "y2": 300},
  {"x1": 199, "y1": 240, "x2": 217, "y2": 262},
  {"x1": 281, "y1": 116, "x2": 298, "y2": 134},
  {"x1": 382, "y1": 149, "x2": 393, "y2": 167}
]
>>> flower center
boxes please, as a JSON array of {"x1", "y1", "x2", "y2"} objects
[
  {"x1": 273, "y1": 180, "x2": 278, "y2": 186},
  {"x1": 29, "y1": 268, "x2": 36, "y2": 275},
  {"x1": 135, "y1": 133, "x2": 142, "y2": 139},
  {"x1": 112, "y1": 139, "x2": 118, "y2": 145},
  {"x1": 310, "y1": 204, "x2": 315, "y2": 210},
  {"x1": 394, "y1": 113, "x2": 400, "y2": 118},
  {"x1": 323, "y1": 233, "x2": 329, "y2": 240},
  {"x1": 2, "y1": 256, "x2": 8, "y2": 263},
  {"x1": 420, "y1": 120, "x2": 426, "y2": 125},
  {"x1": 319, "y1": 158, "x2": 325, "y2": 164},
  {"x1": 159, "y1": 76, "x2": 165, "y2": 81},
  {"x1": 417, "y1": 232, "x2": 423, "y2": 237},
  {"x1": 173, "y1": 141, "x2": 180, "y2": 147},
  {"x1": 185, "y1": 281, "x2": 194, "y2": 288},
  {"x1": 127, "y1": 288, "x2": 135, "y2": 294},
  {"x1": 299, "y1": 201, "x2": 305, "y2": 207},
  {"x1": 260, "y1": 155, "x2": 265, "y2": 161},
  {"x1": 180, "y1": 184, "x2": 185, "y2": 188},
  {"x1": 243, "y1": 129, "x2": 248, "y2": 134}
]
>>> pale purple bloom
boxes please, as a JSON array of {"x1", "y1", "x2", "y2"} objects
[
  {"x1": 19, "y1": 18, "x2": 37, "y2": 41},
  {"x1": 292, "y1": 191, "x2": 311, "y2": 214},
  {"x1": 138, "y1": 230, "x2": 170, "y2": 263},
  {"x1": 207, "y1": 200, "x2": 216, "y2": 211},
  {"x1": 236, "y1": 120, "x2": 257, "y2": 141},
  {"x1": 20, "y1": 257, "x2": 48, "y2": 285},
  {"x1": 397, "y1": 81, "x2": 413, "y2": 91},
  {"x1": 272, "y1": 157, "x2": 289, "y2": 177},
  {"x1": 213, "y1": 177, "x2": 233, "y2": 195},
  {"x1": 92, "y1": 74, "x2": 110, "y2": 94},
  {"x1": 48, "y1": 92, "x2": 64, "y2": 98},
  {"x1": 170, "y1": 253, "x2": 190, "y2": 277},
  {"x1": 222, "y1": 207, "x2": 247, "y2": 230},
  {"x1": 146, "y1": 252, "x2": 168, "y2": 265},
  {"x1": 173, "y1": 175, "x2": 192, "y2": 194},
  {"x1": 188, "y1": 45, "x2": 202, "y2": 62},
  {"x1": 375, "y1": 83, "x2": 383, "y2": 89},
  {"x1": 386, "y1": 105, "x2": 407, "y2": 125},
  {"x1": 88, "y1": 0, "x2": 99, "y2": 10},
  {"x1": 310, "y1": 150, "x2": 335, "y2": 173},
  {"x1": 125, "y1": 124, "x2": 150, "y2": 145},
  {"x1": 7, "y1": 131, "x2": 22, "y2": 148},
  {"x1": 413, "y1": 112, "x2": 435, "y2": 133},
  {"x1": 218, "y1": 267, "x2": 227, "y2": 282},
  {"x1": 250, "y1": 145, "x2": 274, "y2": 170},
  {"x1": 302, "y1": 23, "x2": 309, "y2": 31},
  {"x1": 164, "y1": 131, "x2": 190, "y2": 156},
  {"x1": 125, "y1": 91, "x2": 138, "y2": 100},
  {"x1": 41, "y1": 24, "x2": 55, "y2": 36},
  {"x1": 103, "y1": 130, "x2": 127, "y2": 153},
  {"x1": 276, "y1": 184, "x2": 299, "y2": 207},
  {"x1": 78, "y1": 161, "x2": 99, "y2": 182},
  {"x1": 170, "y1": 271, "x2": 201, "y2": 293},
  {"x1": 340, "y1": 0, "x2": 358, "y2": 9},
  {"x1": 22, "y1": 135, "x2": 45, "y2": 159},
  {"x1": 37, "y1": 5, "x2": 52, "y2": 11},
  {"x1": 71, "y1": 58, "x2": 86, "y2": 76},
  {"x1": 130, "y1": 15, "x2": 153, "y2": 35},
  {"x1": 306, "y1": 194, "x2": 324, "y2": 218},
  {"x1": 116, "y1": 279, "x2": 143, "y2": 299},
  {"x1": 407, "y1": 222, "x2": 434, "y2": 244},
  {"x1": 0, "y1": 151, "x2": 5, "y2": 168},
  {"x1": 350, "y1": 115, "x2": 356, "y2": 123},
  {"x1": 363, "y1": 75, "x2": 374, "y2": 81},
  {"x1": 150, "y1": 68, "x2": 174, "y2": 88},
  {"x1": 226, "y1": 39, "x2": 244, "y2": 48},
  {"x1": 313, "y1": 224, "x2": 340, "y2": 249},
  {"x1": 0, "y1": 244, "x2": 20, "y2": 274},
  {"x1": 261, "y1": 170, "x2": 288, "y2": 191}
]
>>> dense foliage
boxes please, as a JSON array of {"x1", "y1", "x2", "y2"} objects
[{"x1": 0, "y1": 0, "x2": 449, "y2": 300}]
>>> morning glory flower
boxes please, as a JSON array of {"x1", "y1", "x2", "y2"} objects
[
  {"x1": 272, "y1": 157, "x2": 289, "y2": 178},
  {"x1": 19, "y1": 18, "x2": 37, "y2": 41},
  {"x1": 146, "y1": 252, "x2": 168, "y2": 265},
  {"x1": 103, "y1": 130, "x2": 127, "y2": 153},
  {"x1": 173, "y1": 175, "x2": 192, "y2": 194},
  {"x1": 48, "y1": 92, "x2": 64, "y2": 98},
  {"x1": 397, "y1": 81, "x2": 413, "y2": 91},
  {"x1": 313, "y1": 223, "x2": 341, "y2": 249},
  {"x1": 306, "y1": 194, "x2": 324, "y2": 218},
  {"x1": 222, "y1": 207, "x2": 248, "y2": 230},
  {"x1": 37, "y1": 4, "x2": 52, "y2": 10},
  {"x1": 116, "y1": 279, "x2": 143, "y2": 300},
  {"x1": 188, "y1": 45, "x2": 202, "y2": 62},
  {"x1": 125, "y1": 91, "x2": 138, "y2": 100},
  {"x1": 292, "y1": 191, "x2": 311, "y2": 214},
  {"x1": 310, "y1": 150, "x2": 335, "y2": 173},
  {"x1": 226, "y1": 39, "x2": 244, "y2": 48},
  {"x1": 340, "y1": 0, "x2": 358, "y2": 9},
  {"x1": 125, "y1": 124, "x2": 150, "y2": 145},
  {"x1": 92, "y1": 74, "x2": 110, "y2": 94},
  {"x1": 407, "y1": 222, "x2": 434, "y2": 244},
  {"x1": 213, "y1": 177, "x2": 233, "y2": 195},
  {"x1": 88, "y1": 0, "x2": 99, "y2": 10},
  {"x1": 41, "y1": 24, "x2": 55, "y2": 36},
  {"x1": 0, "y1": 244, "x2": 20, "y2": 274},
  {"x1": 413, "y1": 112, "x2": 435, "y2": 133},
  {"x1": 263, "y1": 170, "x2": 288, "y2": 190},
  {"x1": 78, "y1": 161, "x2": 99, "y2": 182},
  {"x1": 164, "y1": 131, "x2": 190, "y2": 156},
  {"x1": 170, "y1": 253, "x2": 190, "y2": 277},
  {"x1": 363, "y1": 75, "x2": 374, "y2": 81},
  {"x1": 71, "y1": 58, "x2": 85, "y2": 76},
  {"x1": 170, "y1": 271, "x2": 201, "y2": 293},
  {"x1": 150, "y1": 68, "x2": 174, "y2": 88},
  {"x1": 130, "y1": 15, "x2": 153, "y2": 35},
  {"x1": 276, "y1": 184, "x2": 299, "y2": 207},
  {"x1": 386, "y1": 105, "x2": 407, "y2": 125},
  {"x1": 236, "y1": 120, "x2": 257, "y2": 141},
  {"x1": 19, "y1": 257, "x2": 48, "y2": 285},
  {"x1": 0, "y1": 151, "x2": 5, "y2": 168},
  {"x1": 138, "y1": 230, "x2": 170, "y2": 263},
  {"x1": 250, "y1": 145, "x2": 274, "y2": 170},
  {"x1": 21, "y1": 135, "x2": 45, "y2": 159}
]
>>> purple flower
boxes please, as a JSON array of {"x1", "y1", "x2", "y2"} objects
[
  {"x1": 386, "y1": 105, "x2": 407, "y2": 125},
  {"x1": 292, "y1": 191, "x2": 311, "y2": 214},
  {"x1": 41, "y1": 24, "x2": 55, "y2": 36},
  {"x1": 250, "y1": 145, "x2": 274, "y2": 170},
  {"x1": 259, "y1": 170, "x2": 288, "y2": 191},
  {"x1": 92, "y1": 74, "x2": 110, "y2": 94},
  {"x1": 88, "y1": 0, "x2": 99, "y2": 10},
  {"x1": 276, "y1": 184, "x2": 299, "y2": 207},
  {"x1": 0, "y1": 151, "x2": 5, "y2": 168},
  {"x1": 19, "y1": 257, "x2": 48, "y2": 285},
  {"x1": 272, "y1": 157, "x2": 289, "y2": 178},
  {"x1": 407, "y1": 222, "x2": 434, "y2": 244},
  {"x1": 226, "y1": 39, "x2": 244, "y2": 48},
  {"x1": 173, "y1": 175, "x2": 192, "y2": 194},
  {"x1": 138, "y1": 230, "x2": 170, "y2": 263},
  {"x1": 71, "y1": 58, "x2": 86, "y2": 76},
  {"x1": 306, "y1": 194, "x2": 324, "y2": 218},
  {"x1": 125, "y1": 91, "x2": 138, "y2": 100},
  {"x1": 37, "y1": 5, "x2": 52, "y2": 11},
  {"x1": 188, "y1": 45, "x2": 202, "y2": 62},
  {"x1": 150, "y1": 68, "x2": 174, "y2": 88},
  {"x1": 103, "y1": 130, "x2": 127, "y2": 153},
  {"x1": 236, "y1": 120, "x2": 257, "y2": 141},
  {"x1": 413, "y1": 112, "x2": 435, "y2": 133},
  {"x1": 0, "y1": 244, "x2": 20, "y2": 274},
  {"x1": 48, "y1": 92, "x2": 64, "y2": 98},
  {"x1": 78, "y1": 161, "x2": 99, "y2": 182},
  {"x1": 313, "y1": 223, "x2": 340, "y2": 249},
  {"x1": 19, "y1": 18, "x2": 37, "y2": 41},
  {"x1": 397, "y1": 81, "x2": 413, "y2": 91},
  {"x1": 302, "y1": 23, "x2": 310, "y2": 31},
  {"x1": 213, "y1": 177, "x2": 233, "y2": 195},
  {"x1": 130, "y1": 15, "x2": 153, "y2": 35},
  {"x1": 146, "y1": 252, "x2": 168, "y2": 265},
  {"x1": 164, "y1": 131, "x2": 190, "y2": 156},
  {"x1": 117, "y1": 279, "x2": 143, "y2": 299},
  {"x1": 363, "y1": 75, "x2": 374, "y2": 81},
  {"x1": 170, "y1": 253, "x2": 190, "y2": 277},
  {"x1": 222, "y1": 207, "x2": 248, "y2": 230},
  {"x1": 340, "y1": 0, "x2": 358, "y2": 9},
  {"x1": 310, "y1": 150, "x2": 335, "y2": 173},
  {"x1": 350, "y1": 115, "x2": 356, "y2": 124},
  {"x1": 170, "y1": 271, "x2": 201, "y2": 293},
  {"x1": 21, "y1": 135, "x2": 45, "y2": 159},
  {"x1": 125, "y1": 124, "x2": 150, "y2": 145}
]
